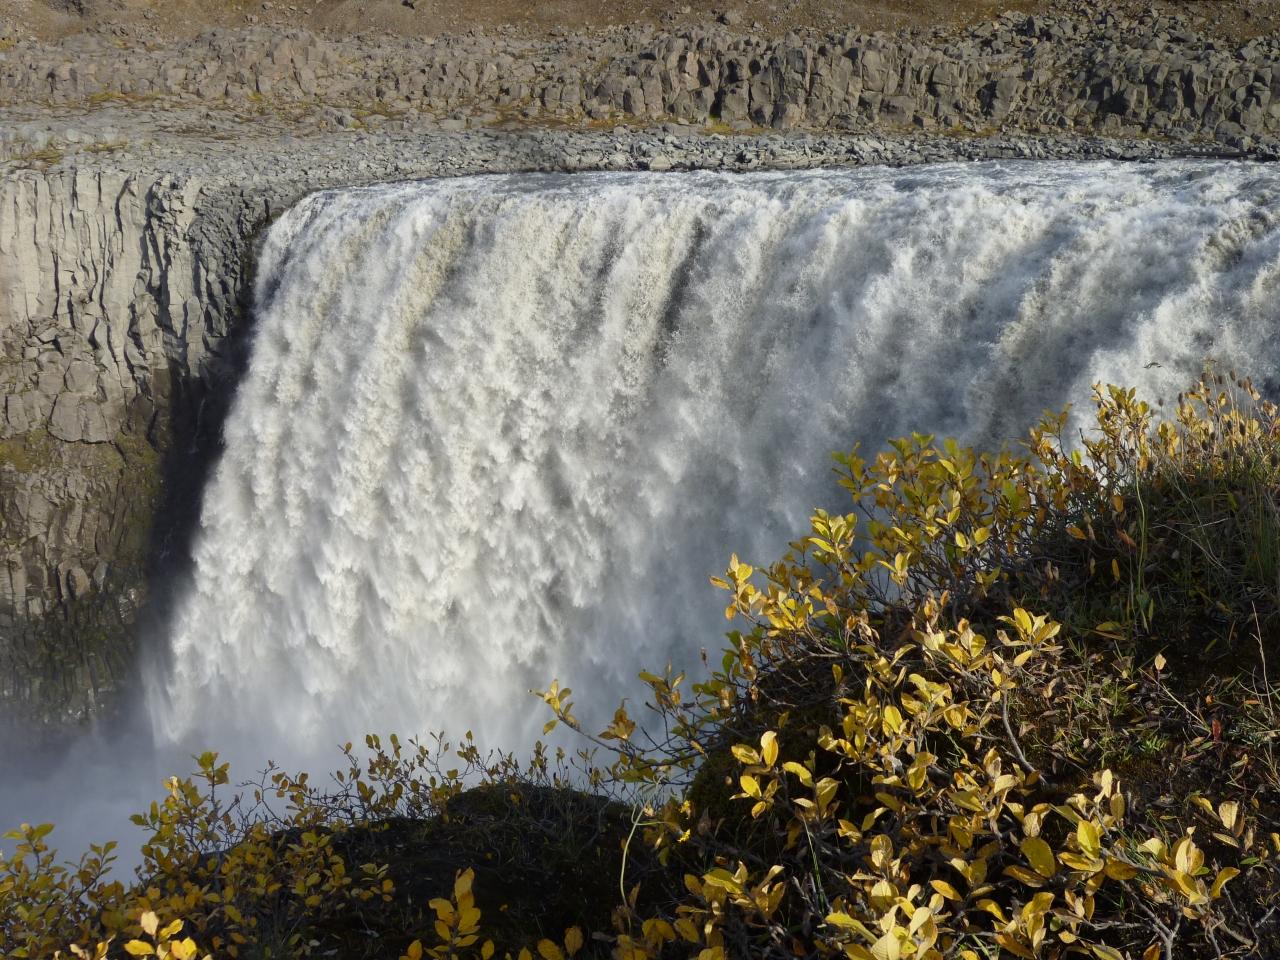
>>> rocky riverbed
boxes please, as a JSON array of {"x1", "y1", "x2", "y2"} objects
[{"x1": 3, "y1": 0, "x2": 1280, "y2": 729}]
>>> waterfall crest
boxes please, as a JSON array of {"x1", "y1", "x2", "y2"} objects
[{"x1": 155, "y1": 163, "x2": 1280, "y2": 755}]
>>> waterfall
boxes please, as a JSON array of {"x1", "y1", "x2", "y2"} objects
[{"x1": 152, "y1": 162, "x2": 1280, "y2": 760}]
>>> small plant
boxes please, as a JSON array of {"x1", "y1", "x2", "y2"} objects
[{"x1": 6, "y1": 145, "x2": 64, "y2": 168}]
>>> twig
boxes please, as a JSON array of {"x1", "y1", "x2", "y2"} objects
[
  {"x1": 1133, "y1": 900, "x2": 1179, "y2": 960},
  {"x1": 1002, "y1": 695, "x2": 1051, "y2": 787}
]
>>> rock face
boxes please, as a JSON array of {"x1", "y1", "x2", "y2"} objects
[
  {"x1": 0, "y1": 171, "x2": 237, "y2": 597},
  {"x1": 4, "y1": 9, "x2": 1280, "y2": 151},
  {"x1": 0, "y1": 169, "x2": 253, "y2": 721}
]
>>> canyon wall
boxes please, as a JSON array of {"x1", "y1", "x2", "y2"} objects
[
  {"x1": 0, "y1": 168, "x2": 265, "y2": 721},
  {"x1": 5, "y1": 9, "x2": 1280, "y2": 154}
]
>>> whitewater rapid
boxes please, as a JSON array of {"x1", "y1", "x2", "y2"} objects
[{"x1": 149, "y1": 161, "x2": 1280, "y2": 763}]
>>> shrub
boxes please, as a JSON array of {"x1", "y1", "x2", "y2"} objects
[
  {"x1": 5, "y1": 373, "x2": 1280, "y2": 959},
  {"x1": 544, "y1": 372, "x2": 1280, "y2": 959}
]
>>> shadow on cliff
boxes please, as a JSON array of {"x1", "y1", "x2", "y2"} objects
[{"x1": 123, "y1": 203, "x2": 284, "y2": 729}]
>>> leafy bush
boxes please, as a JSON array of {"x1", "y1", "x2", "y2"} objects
[
  {"x1": 548, "y1": 372, "x2": 1280, "y2": 959},
  {"x1": 4, "y1": 373, "x2": 1279, "y2": 959}
]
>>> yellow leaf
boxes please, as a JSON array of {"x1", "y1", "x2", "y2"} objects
[
  {"x1": 564, "y1": 927, "x2": 584, "y2": 956},
  {"x1": 871, "y1": 835, "x2": 893, "y2": 870},
  {"x1": 1210, "y1": 867, "x2": 1240, "y2": 898},
  {"x1": 731, "y1": 745, "x2": 762, "y2": 766},
  {"x1": 783, "y1": 761, "x2": 814, "y2": 787},
  {"x1": 815, "y1": 777, "x2": 839, "y2": 814},
  {"x1": 482, "y1": 942, "x2": 495, "y2": 960},
  {"x1": 406, "y1": 941, "x2": 424, "y2": 960},
  {"x1": 1173, "y1": 837, "x2": 1202, "y2": 876},
  {"x1": 675, "y1": 919, "x2": 700, "y2": 943},
  {"x1": 1103, "y1": 859, "x2": 1139, "y2": 881},
  {"x1": 1218, "y1": 801, "x2": 1241, "y2": 833},
  {"x1": 140, "y1": 913, "x2": 159, "y2": 938},
  {"x1": 882, "y1": 705, "x2": 904, "y2": 734},
  {"x1": 976, "y1": 899, "x2": 1007, "y2": 922},
  {"x1": 429, "y1": 898, "x2": 455, "y2": 924},
  {"x1": 537, "y1": 939, "x2": 564, "y2": 960},
  {"x1": 871, "y1": 931, "x2": 901, "y2": 960},
  {"x1": 124, "y1": 942, "x2": 154, "y2": 958},
  {"x1": 1154, "y1": 653, "x2": 1167, "y2": 671},
  {"x1": 1077, "y1": 820, "x2": 1101, "y2": 860},
  {"x1": 908, "y1": 905, "x2": 931, "y2": 935},
  {"x1": 1003, "y1": 865, "x2": 1047, "y2": 888},
  {"x1": 994, "y1": 934, "x2": 1035, "y2": 959},
  {"x1": 1170, "y1": 869, "x2": 1205, "y2": 903},
  {"x1": 1139, "y1": 837, "x2": 1166, "y2": 858},
  {"x1": 760, "y1": 731, "x2": 779, "y2": 768},
  {"x1": 1059, "y1": 852, "x2": 1104, "y2": 873},
  {"x1": 992, "y1": 773, "x2": 1019, "y2": 794},
  {"x1": 929, "y1": 880, "x2": 962, "y2": 900},
  {"x1": 1020, "y1": 837, "x2": 1057, "y2": 878},
  {"x1": 454, "y1": 868, "x2": 475, "y2": 901}
]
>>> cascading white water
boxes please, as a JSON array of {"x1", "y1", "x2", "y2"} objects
[{"x1": 151, "y1": 161, "x2": 1280, "y2": 764}]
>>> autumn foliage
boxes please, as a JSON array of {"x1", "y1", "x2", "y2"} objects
[{"x1": 4, "y1": 373, "x2": 1280, "y2": 959}]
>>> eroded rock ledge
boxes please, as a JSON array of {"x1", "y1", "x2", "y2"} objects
[{"x1": 7, "y1": 7, "x2": 1280, "y2": 158}]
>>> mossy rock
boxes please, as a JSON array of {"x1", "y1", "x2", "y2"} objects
[
  {"x1": 0, "y1": 429, "x2": 60, "y2": 474},
  {"x1": 0, "y1": 422, "x2": 162, "y2": 728}
]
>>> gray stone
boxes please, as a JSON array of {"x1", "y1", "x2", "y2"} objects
[{"x1": 48, "y1": 395, "x2": 84, "y2": 442}]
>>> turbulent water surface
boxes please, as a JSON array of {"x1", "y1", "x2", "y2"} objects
[
  {"x1": 8, "y1": 161, "x2": 1280, "y2": 857},
  {"x1": 151, "y1": 161, "x2": 1280, "y2": 759}
]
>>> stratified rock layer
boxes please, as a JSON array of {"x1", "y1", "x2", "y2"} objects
[{"x1": 5, "y1": 9, "x2": 1280, "y2": 152}]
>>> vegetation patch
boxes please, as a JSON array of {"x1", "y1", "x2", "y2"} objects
[
  {"x1": 0, "y1": 429, "x2": 60, "y2": 476},
  {"x1": 4, "y1": 373, "x2": 1279, "y2": 959},
  {"x1": 4, "y1": 145, "x2": 65, "y2": 170}
]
